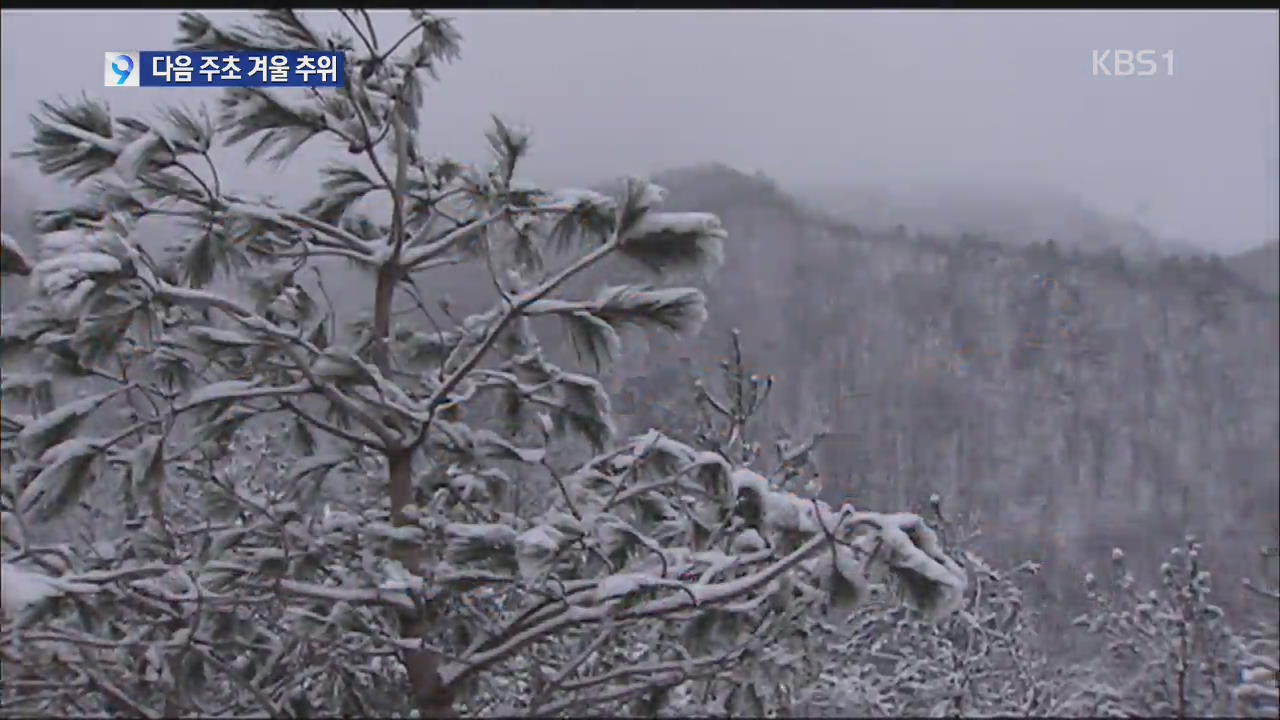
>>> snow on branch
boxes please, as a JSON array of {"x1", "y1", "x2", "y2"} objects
[
  {"x1": 1, "y1": 562, "x2": 98, "y2": 618},
  {"x1": 618, "y1": 211, "x2": 727, "y2": 276},
  {"x1": 432, "y1": 451, "x2": 967, "y2": 689},
  {"x1": 1, "y1": 232, "x2": 34, "y2": 277},
  {"x1": 30, "y1": 224, "x2": 141, "y2": 319}
]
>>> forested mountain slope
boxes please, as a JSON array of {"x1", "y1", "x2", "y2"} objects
[
  {"x1": 611, "y1": 164, "x2": 1279, "y2": 631},
  {"x1": 1228, "y1": 239, "x2": 1280, "y2": 294}
]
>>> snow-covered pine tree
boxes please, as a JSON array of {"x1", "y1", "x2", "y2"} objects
[{"x1": 0, "y1": 10, "x2": 967, "y2": 716}]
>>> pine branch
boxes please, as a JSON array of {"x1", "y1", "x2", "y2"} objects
[
  {"x1": 417, "y1": 230, "x2": 624, "y2": 433},
  {"x1": 154, "y1": 282, "x2": 400, "y2": 447},
  {"x1": 401, "y1": 211, "x2": 506, "y2": 270},
  {"x1": 276, "y1": 398, "x2": 385, "y2": 451},
  {"x1": 442, "y1": 511, "x2": 860, "y2": 686}
]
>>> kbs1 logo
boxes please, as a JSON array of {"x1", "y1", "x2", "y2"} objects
[
  {"x1": 1091, "y1": 49, "x2": 1174, "y2": 77},
  {"x1": 104, "y1": 50, "x2": 345, "y2": 88}
]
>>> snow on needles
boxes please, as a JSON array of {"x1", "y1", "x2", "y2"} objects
[
  {"x1": 622, "y1": 212, "x2": 726, "y2": 243},
  {"x1": 730, "y1": 468, "x2": 844, "y2": 535},
  {"x1": 876, "y1": 512, "x2": 969, "y2": 619},
  {"x1": 516, "y1": 525, "x2": 568, "y2": 578},
  {"x1": 0, "y1": 562, "x2": 97, "y2": 617},
  {"x1": 0, "y1": 563, "x2": 63, "y2": 616},
  {"x1": 543, "y1": 188, "x2": 615, "y2": 212},
  {"x1": 31, "y1": 226, "x2": 132, "y2": 318},
  {"x1": 729, "y1": 468, "x2": 967, "y2": 620},
  {"x1": 1, "y1": 232, "x2": 33, "y2": 276},
  {"x1": 113, "y1": 129, "x2": 167, "y2": 186}
]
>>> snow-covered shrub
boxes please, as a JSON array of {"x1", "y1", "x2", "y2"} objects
[
  {"x1": 1061, "y1": 536, "x2": 1245, "y2": 717},
  {"x1": 1, "y1": 10, "x2": 967, "y2": 717},
  {"x1": 786, "y1": 499, "x2": 1065, "y2": 718},
  {"x1": 1233, "y1": 544, "x2": 1279, "y2": 717}
]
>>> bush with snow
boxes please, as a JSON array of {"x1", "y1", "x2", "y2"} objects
[
  {"x1": 772, "y1": 503, "x2": 1064, "y2": 717},
  {"x1": 1061, "y1": 536, "x2": 1247, "y2": 717},
  {"x1": 1234, "y1": 544, "x2": 1279, "y2": 717}
]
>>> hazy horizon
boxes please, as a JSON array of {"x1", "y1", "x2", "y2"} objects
[{"x1": 2, "y1": 9, "x2": 1277, "y2": 253}]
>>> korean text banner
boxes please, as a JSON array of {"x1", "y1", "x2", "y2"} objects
[{"x1": 104, "y1": 51, "x2": 346, "y2": 88}]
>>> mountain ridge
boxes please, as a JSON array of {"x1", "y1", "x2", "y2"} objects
[
  {"x1": 635, "y1": 163, "x2": 1277, "y2": 305},
  {"x1": 1225, "y1": 238, "x2": 1279, "y2": 295}
]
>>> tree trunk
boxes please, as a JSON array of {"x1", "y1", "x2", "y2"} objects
[
  {"x1": 388, "y1": 446, "x2": 456, "y2": 718},
  {"x1": 371, "y1": 264, "x2": 397, "y2": 371},
  {"x1": 372, "y1": 262, "x2": 456, "y2": 717}
]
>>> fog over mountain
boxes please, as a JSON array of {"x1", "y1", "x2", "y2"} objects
[{"x1": 795, "y1": 178, "x2": 1202, "y2": 256}]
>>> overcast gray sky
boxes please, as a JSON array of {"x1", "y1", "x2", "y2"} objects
[{"x1": 2, "y1": 9, "x2": 1277, "y2": 253}]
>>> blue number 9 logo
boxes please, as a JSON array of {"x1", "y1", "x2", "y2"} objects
[{"x1": 111, "y1": 54, "x2": 134, "y2": 85}]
